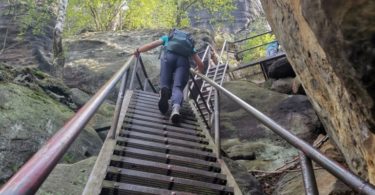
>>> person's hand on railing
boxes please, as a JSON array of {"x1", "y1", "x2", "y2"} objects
[
  {"x1": 193, "y1": 67, "x2": 202, "y2": 74},
  {"x1": 133, "y1": 48, "x2": 140, "y2": 57}
]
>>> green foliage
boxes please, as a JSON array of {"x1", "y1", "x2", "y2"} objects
[
  {"x1": 64, "y1": 0, "x2": 235, "y2": 34},
  {"x1": 65, "y1": 1, "x2": 94, "y2": 35},
  {"x1": 124, "y1": 0, "x2": 177, "y2": 30},
  {"x1": 18, "y1": 0, "x2": 55, "y2": 36},
  {"x1": 241, "y1": 33, "x2": 276, "y2": 62},
  {"x1": 66, "y1": 0, "x2": 127, "y2": 34}
]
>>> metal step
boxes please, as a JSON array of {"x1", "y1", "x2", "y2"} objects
[
  {"x1": 105, "y1": 168, "x2": 234, "y2": 194},
  {"x1": 113, "y1": 147, "x2": 221, "y2": 172},
  {"x1": 129, "y1": 100, "x2": 194, "y2": 115},
  {"x1": 110, "y1": 157, "x2": 227, "y2": 184},
  {"x1": 116, "y1": 137, "x2": 217, "y2": 161},
  {"x1": 119, "y1": 131, "x2": 211, "y2": 151},
  {"x1": 132, "y1": 96, "x2": 192, "y2": 110},
  {"x1": 207, "y1": 65, "x2": 226, "y2": 73},
  {"x1": 125, "y1": 113, "x2": 198, "y2": 130},
  {"x1": 128, "y1": 101, "x2": 195, "y2": 117},
  {"x1": 127, "y1": 104, "x2": 197, "y2": 122},
  {"x1": 101, "y1": 181, "x2": 195, "y2": 195},
  {"x1": 126, "y1": 108, "x2": 198, "y2": 126},
  {"x1": 122, "y1": 125, "x2": 208, "y2": 144},
  {"x1": 132, "y1": 93, "x2": 191, "y2": 107},
  {"x1": 89, "y1": 90, "x2": 235, "y2": 195},
  {"x1": 123, "y1": 118, "x2": 205, "y2": 137}
]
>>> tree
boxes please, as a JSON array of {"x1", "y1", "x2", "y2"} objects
[
  {"x1": 175, "y1": 0, "x2": 235, "y2": 27},
  {"x1": 65, "y1": 0, "x2": 235, "y2": 34},
  {"x1": 53, "y1": 0, "x2": 68, "y2": 78},
  {"x1": 66, "y1": 0, "x2": 128, "y2": 33}
]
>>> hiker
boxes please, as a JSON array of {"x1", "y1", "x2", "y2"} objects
[
  {"x1": 266, "y1": 41, "x2": 279, "y2": 57},
  {"x1": 134, "y1": 29, "x2": 205, "y2": 124}
]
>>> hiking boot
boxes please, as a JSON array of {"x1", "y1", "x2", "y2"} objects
[
  {"x1": 158, "y1": 87, "x2": 170, "y2": 114},
  {"x1": 170, "y1": 104, "x2": 181, "y2": 124}
]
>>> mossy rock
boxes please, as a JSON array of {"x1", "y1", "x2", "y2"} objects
[
  {"x1": 37, "y1": 157, "x2": 97, "y2": 195},
  {"x1": 0, "y1": 82, "x2": 102, "y2": 184}
]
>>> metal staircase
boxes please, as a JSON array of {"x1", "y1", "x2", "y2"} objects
[
  {"x1": 85, "y1": 90, "x2": 234, "y2": 195},
  {"x1": 2, "y1": 42, "x2": 375, "y2": 195},
  {"x1": 192, "y1": 42, "x2": 229, "y2": 126}
]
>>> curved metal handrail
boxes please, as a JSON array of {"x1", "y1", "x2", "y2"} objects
[
  {"x1": 0, "y1": 56, "x2": 135, "y2": 195},
  {"x1": 190, "y1": 69, "x2": 375, "y2": 195}
]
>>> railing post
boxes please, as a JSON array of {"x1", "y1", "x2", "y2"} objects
[
  {"x1": 143, "y1": 78, "x2": 148, "y2": 91},
  {"x1": 299, "y1": 151, "x2": 319, "y2": 195},
  {"x1": 219, "y1": 41, "x2": 227, "y2": 64},
  {"x1": 190, "y1": 69, "x2": 375, "y2": 194},
  {"x1": 129, "y1": 56, "x2": 139, "y2": 89},
  {"x1": 110, "y1": 70, "x2": 129, "y2": 139},
  {"x1": 214, "y1": 89, "x2": 221, "y2": 159}
]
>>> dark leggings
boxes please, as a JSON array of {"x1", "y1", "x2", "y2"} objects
[{"x1": 160, "y1": 51, "x2": 190, "y2": 106}]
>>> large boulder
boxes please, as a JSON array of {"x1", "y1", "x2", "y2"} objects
[
  {"x1": 189, "y1": 0, "x2": 265, "y2": 33},
  {"x1": 63, "y1": 29, "x2": 214, "y2": 99},
  {"x1": 220, "y1": 81, "x2": 322, "y2": 171},
  {"x1": 0, "y1": 65, "x2": 102, "y2": 184},
  {"x1": 274, "y1": 169, "x2": 354, "y2": 195},
  {"x1": 37, "y1": 157, "x2": 97, "y2": 195},
  {"x1": 224, "y1": 158, "x2": 263, "y2": 195},
  {"x1": 260, "y1": 0, "x2": 375, "y2": 183},
  {"x1": 273, "y1": 138, "x2": 353, "y2": 195},
  {"x1": 270, "y1": 78, "x2": 294, "y2": 94}
]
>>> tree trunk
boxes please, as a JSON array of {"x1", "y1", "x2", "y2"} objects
[
  {"x1": 109, "y1": 11, "x2": 121, "y2": 31},
  {"x1": 53, "y1": 0, "x2": 68, "y2": 78}
]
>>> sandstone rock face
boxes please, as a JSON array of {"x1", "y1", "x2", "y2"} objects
[
  {"x1": 0, "y1": 1, "x2": 55, "y2": 71},
  {"x1": 37, "y1": 157, "x2": 97, "y2": 195},
  {"x1": 0, "y1": 76, "x2": 102, "y2": 184},
  {"x1": 220, "y1": 81, "x2": 322, "y2": 171},
  {"x1": 274, "y1": 169, "x2": 354, "y2": 195},
  {"x1": 189, "y1": 0, "x2": 265, "y2": 33},
  {"x1": 63, "y1": 29, "x2": 213, "y2": 99},
  {"x1": 260, "y1": 0, "x2": 375, "y2": 183}
]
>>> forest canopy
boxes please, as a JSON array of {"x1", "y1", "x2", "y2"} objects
[{"x1": 65, "y1": 0, "x2": 235, "y2": 35}]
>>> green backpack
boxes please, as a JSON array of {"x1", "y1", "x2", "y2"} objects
[{"x1": 166, "y1": 29, "x2": 195, "y2": 57}]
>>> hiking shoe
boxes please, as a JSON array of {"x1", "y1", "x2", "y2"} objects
[
  {"x1": 158, "y1": 87, "x2": 170, "y2": 114},
  {"x1": 170, "y1": 104, "x2": 181, "y2": 124}
]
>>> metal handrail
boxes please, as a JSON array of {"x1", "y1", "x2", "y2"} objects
[
  {"x1": 190, "y1": 69, "x2": 375, "y2": 194},
  {"x1": 230, "y1": 31, "x2": 273, "y2": 44},
  {"x1": 138, "y1": 55, "x2": 157, "y2": 93},
  {"x1": 236, "y1": 40, "x2": 278, "y2": 55},
  {"x1": 0, "y1": 56, "x2": 136, "y2": 195}
]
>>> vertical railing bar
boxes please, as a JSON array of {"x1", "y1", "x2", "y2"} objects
[
  {"x1": 138, "y1": 55, "x2": 157, "y2": 93},
  {"x1": 219, "y1": 41, "x2": 227, "y2": 64},
  {"x1": 201, "y1": 45, "x2": 210, "y2": 63},
  {"x1": 214, "y1": 89, "x2": 221, "y2": 159},
  {"x1": 110, "y1": 70, "x2": 128, "y2": 139},
  {"x1": 299, "y1": 151, "x2": 319, "y2": 195},
  {"x1": 190, "y1": 73, "x2": 212, "y2": 115},
  {"x1": 191, "y1": 69, "x2": 375, "y2": 194},
  {"x1": 135, "y1": 72, "x2": 144, "y2": 90},
  {"x1": 143, "y1": 78, "x2": 148, "y2": 91},
  {"x1": 188, "y1": 85, "x2": 210, "y2": 129},
  {"x1": 129, "y1": 56, "x2": 139, "y2": 89},
  {"x1": 205, "y1": 59, "x2": 220, "y2": 110}
]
